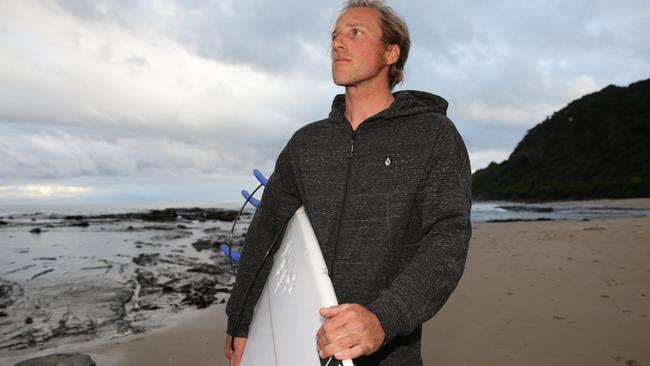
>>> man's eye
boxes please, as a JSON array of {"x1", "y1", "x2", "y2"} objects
[{"x1": 352, "y1": 29, "x2": 362, "y2": 36}]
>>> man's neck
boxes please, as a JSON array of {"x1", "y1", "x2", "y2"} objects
[{"x1": 344, "y1": 85, "x2": 395, "y2": 131}]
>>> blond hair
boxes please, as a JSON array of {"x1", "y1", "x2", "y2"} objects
[{"x1": 341, "y1": 0, "x2": 411, "y2": 89}]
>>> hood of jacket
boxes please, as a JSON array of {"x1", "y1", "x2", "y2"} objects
[{"x1": 328, "y1": 90, "x2": 448, "y2": 125}]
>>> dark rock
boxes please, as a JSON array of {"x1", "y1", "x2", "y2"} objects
[
  {"x1": 135, "y1": 269, "x2": 157, "y2": 288},
  {"x1": 133, "y1": 253, "x2": 160, "y2": 266},
  {"x1": 68, "y1": 221, "x2": 90, "y2": 227},
  {"x1": 188, "y1": 264, "x2": 223, "y2": 275},
  {"x1": 192, "y1": 238, "x2": 217, "y2": 252},
  {"x1": 0, "y1": 220, "x2": 8, "y2": 225},
  {"x1": 177, "y1": 224, "x2": 188, "y2": 229},
  {"x1": 181, "y1": 277, "x2": 219, "y2": 309},
  {"x1": 133, "y1": 240, "x2": 161, "y2": 248},
  {"x1": 202, "y1": 210, "x2": 237, "y2": 221},
  {"x1": 14, "y1": 353, "x2": 96, "y2": 366},
  {"x1": 141, "y1": 209, "x2": 178, "y2": 222},
  {"x1": 137, "y1": 299, "x2": 161, "y2": 310},
  {"x1": 25, "y1": 317, "x2": 33, "y2": 324},
  {"x1": 64, "y1": 215, "x2": 85, "y2": 221},
  {"x1": 29, "y1": 228, "x2": 42, "y2": 234}
]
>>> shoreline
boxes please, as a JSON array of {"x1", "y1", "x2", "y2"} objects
[{"x1": 548, "y1": 197, "x2": 650, "y2": 210}]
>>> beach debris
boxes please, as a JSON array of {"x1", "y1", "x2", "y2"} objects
[
  {"x1": 81, "y1": 260, "x2": 115, "y2": 275},
  {"x1": 14, "y1": 352, "x2": 96, "y2": 366},
  {"x1": 5, "y1": 264, "x2": 37, "y2": 274},
  {"x1": 132, "y1": 253, "x2": 160, "y2": 266},
  {"x1": 180, "y1": 277, "x2": 222, "y2": 309},
  {"x1": 0, "y1": 280, "x2": 132, "y2": 351},
  {"x1": 159, "y1": 254, "x2": 200, "y2": 267},
  {"x1": 0, "y1": 279, "x2": 23, "y2": 311},
  {"x1": 29, "y1": 228, "x2": 42, "y2": 234},
  {"x1": 81, "y1": 265, "x2": 112, "y2": 272},
  {"x1": 31, "y1": 269, "x2": 54, "y2": 280}
]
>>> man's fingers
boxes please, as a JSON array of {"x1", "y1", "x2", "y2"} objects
[
  {"x1": 224, "y1": 336, "x2": 247, "y2": 366},
  {"x1": 224, "y1": 336, "x2": 233, "y2": 359},
  {"x1": 317, "y1": 306, "x2": 351, "y2": 341},
  {"x1": 334, "y1": 344, "x2": 366, "y2": 361},
  {"x1": 319, "y1": 332, "x2": 361, "y2": 358}
]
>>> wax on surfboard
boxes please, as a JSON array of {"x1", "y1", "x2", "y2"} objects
[{"x1": 239, "y1": 206, "x2": 354, "y2": 366}]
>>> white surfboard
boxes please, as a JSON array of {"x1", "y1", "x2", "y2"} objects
[{"x1": 240, "y1": 206, "x2": 354, "y2": 366}]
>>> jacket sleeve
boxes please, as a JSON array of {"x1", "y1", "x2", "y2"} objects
[
  {"x1": 226, "y1": 137, "x2": 303, "y2": 337},
  {"x1": 366, "y1": 119, "x2": 472, "y2": 344}
]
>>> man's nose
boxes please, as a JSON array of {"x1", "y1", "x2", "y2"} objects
[{"x1": 332, "y1": 34, "x2": 346, "y2": 51}]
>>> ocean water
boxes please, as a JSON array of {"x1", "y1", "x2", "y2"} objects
[
  {"x1": 1, "y1": 201, "x2": 647, "y2": 223},
  {"x1": 470, "y1": 201, "x2": 650, "y2": 222}
]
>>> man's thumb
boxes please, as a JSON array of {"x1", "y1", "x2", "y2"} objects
[{"x1": 319, "y1": 305, "x2": 342, "y2": 318}]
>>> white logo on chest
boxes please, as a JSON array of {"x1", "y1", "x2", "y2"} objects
[{"x1": 384, "y1": 157, "x2": 391, "y2": 167}]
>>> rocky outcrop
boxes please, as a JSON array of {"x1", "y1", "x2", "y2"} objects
[
  {"x1": 14, "y1": 353, "x2": 95, "y2": 366},
  {"x1": 472, "y1": 78, "x2": 650, "y2": 201}
]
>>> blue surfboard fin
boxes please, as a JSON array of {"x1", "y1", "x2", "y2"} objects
[
  {"x1": 241, "y1": 189, "x2": 261, "y2": 207},
  {"x1": 220, "y1": 244, "x2": 241, "y2": 263},
  {"x1": 253, "y1": 169, "x2": 268, "y2": 186}
]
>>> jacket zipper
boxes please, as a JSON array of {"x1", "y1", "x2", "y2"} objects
[{"x1": 329, "y1": 130, "x2": 356, "y2": 281}]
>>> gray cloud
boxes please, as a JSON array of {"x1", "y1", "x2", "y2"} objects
[{"x1": 1, "y1": 0, "x2": 649, "y2": 203}]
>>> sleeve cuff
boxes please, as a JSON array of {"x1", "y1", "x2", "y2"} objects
[
  {"x1": 227, "y1": 318, "x2": 250, "y2": 338},
  {"x1": 366, "y1": 294, "x2": 405, "y2": 346}
]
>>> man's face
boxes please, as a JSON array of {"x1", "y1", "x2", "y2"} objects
[{"x1": 331, "y1": 7, "x2": 391, "y2": 88}]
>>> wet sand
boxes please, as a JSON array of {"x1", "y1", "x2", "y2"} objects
[
  {"x1": 3, "y1": 200, "x2": 649, "y2": 366},
  {"x1": 424, "y1": 214, "x2": 649, "y2": 366}
]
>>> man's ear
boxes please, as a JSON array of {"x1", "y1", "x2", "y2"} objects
[{"x1": 385, "y1": 44, "x2": 400, "y2": 66}]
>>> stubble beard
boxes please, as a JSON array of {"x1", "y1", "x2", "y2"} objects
[{"x1": 332, "y1": 48, "x2": 389, "y2": 88}]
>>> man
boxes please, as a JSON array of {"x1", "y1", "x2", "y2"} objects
[{"x1": 225, "y1": 1, "x2": 471, "y2": 365}]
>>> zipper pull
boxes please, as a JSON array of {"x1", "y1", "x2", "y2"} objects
[{"x1": 350, "y1": 131, "x2": 356, "y2": 156}]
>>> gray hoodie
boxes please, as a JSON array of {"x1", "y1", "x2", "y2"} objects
[{"x1": 226, "y1": 90, "x2": 472, "y2": 366}]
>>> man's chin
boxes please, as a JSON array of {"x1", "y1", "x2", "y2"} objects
[{"x1": 332, "y1": 77, "x2": 353, "y2": 87}]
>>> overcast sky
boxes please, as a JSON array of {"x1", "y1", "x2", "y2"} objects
[{"x1": 1, "y1": 0, "x2": 649, "y2": 206}]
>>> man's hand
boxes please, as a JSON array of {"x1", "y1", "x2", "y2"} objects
[
  {"x1": 316, "y1": 303, "x2": 385, "y2": 360},
  {"x1": 224, "y1": 336, "x2": 247, "y2": 366}
]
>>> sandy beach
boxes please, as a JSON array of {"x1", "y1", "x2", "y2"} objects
[{"x1": 3, "y1": 199, "x2": 649, "y2": 366}]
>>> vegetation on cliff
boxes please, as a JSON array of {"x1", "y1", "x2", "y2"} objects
[{"x1": 472, "y1": 78, "x2": 650, "y2": 201}]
